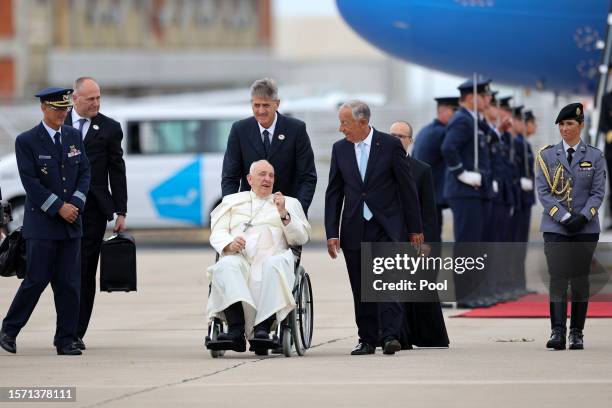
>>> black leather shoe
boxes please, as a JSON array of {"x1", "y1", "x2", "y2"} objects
[
  {"x1": 254, "y1": 328, "x2": 269, "y2": 339},
  {"x1": 351, "y1": 341, "x2": 375, "y2": 355},
  {"x1": 546, "y1": 328, "x2": 566, "y2": 350},
  {"x1": 56, "y1": 343, "x2": 82, "y2": 356},
  {"x1": 217, "y1": 331, "x2": 246, "y2": 352},
  {"x1": 74, "y1": 338, "x2": 86, "y2": 350},
  {"x1": 383, "y1": 338, "x2": 401, "y2": 355},
  {"x1": 568, "y1": 329, "x2": 584, "y2": 350},
  {"x1": 0, "y1": 332, "x2": 16, "y2": 354}
]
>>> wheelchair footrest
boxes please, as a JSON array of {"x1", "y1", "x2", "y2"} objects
[
  {"x1": 205, "y1": 338, "x2": 243, "y2": 351},
  {"x1": 248, "y1": 337, "x2": 279, "y2": 351}
]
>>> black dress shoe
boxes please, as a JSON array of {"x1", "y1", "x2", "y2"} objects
[
  {"x1": 546, "y1": 328, "x2": 566, "y2": 350},
  {"x1": 56, "y1": 343, "x2": 82, "y2": 356},
  {"x1": 568, "y1": 329, "x2": 584, "y2": 350},
  {"x1": 351, "y1": 341, "x2": 375, "y2": 355},
  {"x1": 254, "y1": 329, "x2": 269, "y2": 339},
  {"x1": 0, "y1": 332, "x2": 16, "y2": 354},
  {"x1": 74, "y1": 338, "x2": 86, "y2": 350},
  {"x1": 217, "y1": 331, "x2": 246, "y2": 352},
  {"x1": 383, "y1": 338, "x2": 401, "y2": 355}
]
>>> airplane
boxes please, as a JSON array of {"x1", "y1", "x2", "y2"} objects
[{"x1": 336, "y1": 0, "x2": 609, "y2": 95}]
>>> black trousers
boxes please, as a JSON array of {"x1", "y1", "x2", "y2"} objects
[
  {"x1": 342, "y1": 218, "x2": 403, "y2": 345},
  {"x1": 2, "y1": 238, "x2": 81, "y2": 348},
  {"x1": 77, "y1": 198, "x2": 109, "y2": 339},
  {"x1": 543, "y1": 232, "x2": 598, "y2": 330}
]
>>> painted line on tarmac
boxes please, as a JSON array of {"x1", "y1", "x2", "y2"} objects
[{"x1": 82, "y1": 335, "x2": 354, "y2": 407}]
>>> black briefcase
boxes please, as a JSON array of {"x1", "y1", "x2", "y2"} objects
[{"x1": 100, "y1": 232, "x2": 137, "y2": 292}]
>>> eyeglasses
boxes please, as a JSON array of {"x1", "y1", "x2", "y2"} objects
[{"x1": 390, "y1": 132, "x2": 411, "y2": 140}]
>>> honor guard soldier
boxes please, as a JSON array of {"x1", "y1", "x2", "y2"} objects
[
  {"x1": 536, "y1": 103, "x2": 605, "y2": 350},
  {"x1": 441, "y1": 78, "x2": 492, "y2": 308},
  {"x1": 413, "y1": 96, "x2": 459, "y2": 242},
  {"x1": 0, "y1": 88, "x2": 91, "y2": 356}
]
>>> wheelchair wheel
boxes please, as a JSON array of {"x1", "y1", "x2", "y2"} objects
[
  {"x1": 282, "y1": 326, "x2": 292, "y2": 357},
  {"x1": 292, "y1": 268, "x2": 313, "y2": 355}
]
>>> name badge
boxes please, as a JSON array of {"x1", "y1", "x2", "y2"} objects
[{"x1": 38, "y1": 155, "x2": 52, "y2": 159}]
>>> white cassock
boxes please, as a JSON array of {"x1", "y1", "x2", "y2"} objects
[{"x1": 206, "y1": 191, "x2": 311, "y2": 335}]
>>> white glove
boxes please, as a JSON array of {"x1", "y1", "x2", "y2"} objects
[
  {"x1": 457, "y1": 171, "x2": 482, "y2": 187},
  {"x1": 520, "y1": 177, "x2": 533, "y2": 191},
  {"x1": 492, "y1": 180, "x2": 499, "y2": 193}
]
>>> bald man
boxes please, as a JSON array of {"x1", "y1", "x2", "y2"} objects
[
  {"x1": 389, "y1": 121, "x2": 449, "y2": 349},
  {"x1": 65, "y1": 77, "x2": 127, "y2": 349}
]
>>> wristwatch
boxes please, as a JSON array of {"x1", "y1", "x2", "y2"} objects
[{"x1": 280, "y1": 212, "x2": 291, "y2": 221}]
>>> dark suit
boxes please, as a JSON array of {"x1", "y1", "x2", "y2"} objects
[
  {"x1": 400, "y1": 156, "x2": 449, "y2": 348},
  {"x1": 325, "y1": 129, "x2": 422, "y2": 345},
  {"x1": 65, "y1": 113, "x2": 127, "y2": 339},
  {"x1": 2, "y1": 123, "x2": 90, "y2": 348},
  {"x1": 221, "y1": 112, "x2": 317, "y2": 213}
]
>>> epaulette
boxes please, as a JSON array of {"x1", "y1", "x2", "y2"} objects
[
  {"x1": 587, "y1": 143, "x2": 603, "y2": 152},
  {"x1": 540, "y1": 144, "x2": 554, "y2": 151}
]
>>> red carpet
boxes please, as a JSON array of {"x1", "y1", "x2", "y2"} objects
[{"x1": 454, "y1": 294, "x2": 612, "y2": 318}]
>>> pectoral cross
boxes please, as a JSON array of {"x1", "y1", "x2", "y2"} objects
[{"x1": 243, "y1": 221, "x2": 253, "y2": 232}]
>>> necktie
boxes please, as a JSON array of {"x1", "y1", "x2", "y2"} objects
[
  {"x1": 53, "y1": 132, "x2": 62, "y2": 157},
  {"x1": 77, "y1": 118, "x2": 87, "y2": 138},
  {"x1": 262, "y1": 129, "x2": 271, "y2": 156},
  {"x1": 567, "y1": 147, "x2": 575, "y2": 165},
  {"x1": 358, "y1": 142, "x2": 373, "y2": 220}
]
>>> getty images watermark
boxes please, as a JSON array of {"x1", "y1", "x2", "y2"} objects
[{"x1": 360, "y1": 242, "x2": 612, "y2": 303}]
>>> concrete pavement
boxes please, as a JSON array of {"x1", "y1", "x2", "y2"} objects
[{"x1": 0, "y1": 247, "x2": 611, "y2": 408}]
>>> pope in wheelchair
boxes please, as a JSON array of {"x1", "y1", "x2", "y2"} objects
[{"x1": 205, "y1": 160, "x2": 311, "y2": 355}]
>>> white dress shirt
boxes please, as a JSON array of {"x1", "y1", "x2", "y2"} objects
[{"x1": 71, "y1": 109, "x2": 91, "y2": 140}]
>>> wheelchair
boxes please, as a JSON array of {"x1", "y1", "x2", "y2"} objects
[{"x1": 204, "y1": 247, "x2": 314, "y2": 358}]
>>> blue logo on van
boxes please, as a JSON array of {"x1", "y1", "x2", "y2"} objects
[{"x1": 150, "y1": 158, "x2": 202, "y2": 225}]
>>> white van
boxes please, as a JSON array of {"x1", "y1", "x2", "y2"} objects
[{"x1": 0, "y1": 103, "x2": 251, "y2": 230}]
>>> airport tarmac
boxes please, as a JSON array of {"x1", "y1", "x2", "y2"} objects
[{"x1": 0, "y1": 246, "x2": 611, "y2": 408}]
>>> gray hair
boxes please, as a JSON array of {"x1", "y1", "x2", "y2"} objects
[
  {"x1": 73, "y1": 76, "x2": 97, "y2": 91},
  {"x1": 339, "y1": 100, "x2": 371, "y2": 122},
  {"x1": 250, "y1": 78, "x2": 279, "y2": 100},
  {"x1": 249, "y1": 159, "x2": 274, "y2": 175}
]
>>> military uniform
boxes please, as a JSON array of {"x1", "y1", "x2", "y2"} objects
[
  {"x1": 413, "y1": 96, "x2": 459, "y2": 242},
  {"x1": 0, "y1": 88, "x2": 90, "y2": 355},
  {"x1": 536, "y1": 103, "x2": 605, "y2": 350},
  {"x1": 441, "y1": 78, "x2": 492, "y2": 307}
]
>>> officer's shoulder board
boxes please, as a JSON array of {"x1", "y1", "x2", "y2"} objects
[
  {"x1": 537, "y1": 144, "x2": 554, "y2": 158},
  {"x1": 586, "y1": 144, "x2": 604, "y2": 156}
]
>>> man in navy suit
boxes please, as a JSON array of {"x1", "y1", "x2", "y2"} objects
[
  {"x1": 0, "y1": 88, "x2": 90, "y2": 356},
  {"x1": 325, "y1": 101, "x2": 423, "y2": 356},
  {"x1": 221, "y1": 78, "x2": 317, "y2": 214}
]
